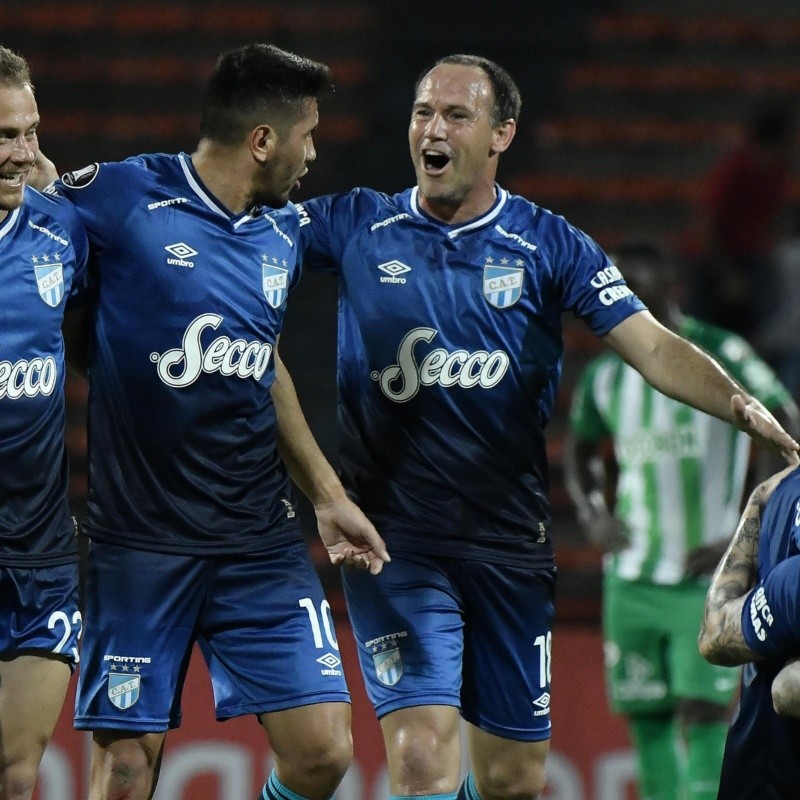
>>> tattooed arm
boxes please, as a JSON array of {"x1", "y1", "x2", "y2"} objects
[{"x1": 698, "y1": 465, "x2": 797, "y2": 666}]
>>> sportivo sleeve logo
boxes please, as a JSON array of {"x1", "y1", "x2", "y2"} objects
[{"x1": 149, "y1": 313, "x2": 274, "y2": 388}]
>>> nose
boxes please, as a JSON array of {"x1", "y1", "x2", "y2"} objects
[
  {"x1": 11, "y1": 134, "x2": 36, "y2": 165},
  {"x1": 306, "y1": 137, "x2": 317, "y2": 164},
  {"x1": 424, "y1": 113, "x2": 447, "y2": 140}
]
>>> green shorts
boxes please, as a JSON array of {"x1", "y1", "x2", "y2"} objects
[{"x1": 603, "y1": 574, "x2": 739, "y2": 715}]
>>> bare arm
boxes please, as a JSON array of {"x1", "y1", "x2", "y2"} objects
[
  {"x1": 698, "y1": 465, "x2": 797, "y2": 665},
  {"x1": 603, "y1": 311, "x2": 799, "y2": 463},
  {"x1": 772, "y1": 658, "x2": 800, "y2": 718},
  {"x1": 562, "y1": 434, "x2": 627, "y2": 552},
  {"x1": 270, "y1": 343, "x2": 389, "y2": 574}
]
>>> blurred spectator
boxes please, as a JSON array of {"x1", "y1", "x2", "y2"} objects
[
  {"x1": 754, "y1": 204, "x2": 800, "y2": 401},
  {"x1": 688, "y1": 105, "x2": 795, "y2": 341}
]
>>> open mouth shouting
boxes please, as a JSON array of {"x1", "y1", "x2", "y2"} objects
[{"x1": 422, "y1": 149, "x2": 451, "y2": 176}]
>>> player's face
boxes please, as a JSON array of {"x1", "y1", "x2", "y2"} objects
[
  {"x1": 409, "y1": 64, "x2": 508, "y2": 218},
  {"x1": 253, "y1": 98, "x2": 318, "y2": 208},
  {"x1": 0, "y1": 83, "x2": 39, "y2": 219}
]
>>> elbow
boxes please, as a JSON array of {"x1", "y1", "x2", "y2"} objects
[
  {"x1": 698, "y1": 631, "x2": 732, "y2": 667},
  {"x1": 772, "y1": 671, "x2": 800, "y2": 718}
]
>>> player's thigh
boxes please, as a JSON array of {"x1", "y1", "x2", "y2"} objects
[
  {"x1": 342, "y1": 552, "x2": 464, "y2": 718},
  {"x1": 603, "y1": 576, "x2": 673, "y2": 715},
  {"x1": 667, "y1": 580, "x2": 739, "y2": 706},
  {"x1": 457, "y1": 561, "x2": 555, "y2": 742},
  {"x1": 198, "y1": 542, "x2": 349, "y2": 721},
  {"x1": 0, "y1": 654, "x2": 71, "y2": 765},
  {"x1": 77, "y1": 542, "x2": 203, "y2": 732},
  {"x1": 467, "y1": 724, "x2": 549, "y2": 797}
]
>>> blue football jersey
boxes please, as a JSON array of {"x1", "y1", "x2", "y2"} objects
[
  {"x1": 718, "y1": 469, "x2": 800, "y2": 800},
  {"x1": 297, "y1": 186, "x2": 644, "y2": 567},
  {"x1": 53, "y1": 153, "x2": 303, "y2": 556},
  {"x1": 0, "y1": 187, "x2": 88, "y2": 566}
]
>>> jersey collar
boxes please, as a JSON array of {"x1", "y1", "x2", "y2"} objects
[
  {"x1": 409, "y1": 184, "x2": 508, "y2": 240},
  {"x1": 0, "y1": 207, "x2": 20, "y2": 242},
  {"x1": 178, "y1": 153, "x2": 261, "y2": 228}
]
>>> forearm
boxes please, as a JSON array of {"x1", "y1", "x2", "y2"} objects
[
  {"x1": 563, "y1": 436, "x2": 608, "y2": 523},
  {"x1": 772, "y1": 659, "x2": 800, "y2": 717},
  {"x1": 698, "y1": 501, "x2": 761, "y2": 665},
  {"x1": 613, "y1": 316, "x2": 742, "y2": 424},
  {"x1": 270, "y1": 349, "x2": 345, "y2": 507}
]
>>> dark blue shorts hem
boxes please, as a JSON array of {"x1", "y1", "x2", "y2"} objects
[
  {"x1": 216, "y1": 691, "x2": 351, "y2": 721},
  {"x1": 373, "y1": 693, "x2": 460, "y2": 719},
  {"x1": 74, "y1": 715, "x2": 172, "y2": 733}
]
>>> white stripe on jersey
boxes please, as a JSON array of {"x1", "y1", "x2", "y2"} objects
[
  {"x1": 408, "y1": 186, "x2": 509, "y2": 240},
  {"x1": 179, "y1": 155, "x2": 228, "y2": 219},
  {"x1": 0, "y1": 207, "x2": 20, "y2": 241}
]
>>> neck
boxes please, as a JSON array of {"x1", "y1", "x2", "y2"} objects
[
  {"x1": 0, "y1": 208, "x2": 8, "y2": 225},
  {"x1": 191, "y1": 140, "x2": 252, "y2": 215},
  {"x1": 418, "y1": 180, "x2": 497, "y2": 225}
]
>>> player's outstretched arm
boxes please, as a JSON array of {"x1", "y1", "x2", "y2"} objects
[
  {"x1": 698, "y1": 465, "x2": 797, "y2": 665},
  {"x1": 604, "y1": 311, "x2": 800, "y2": 464},
  {"x1": 270, "y1": 343, "x2": 390, "y2": 575}
]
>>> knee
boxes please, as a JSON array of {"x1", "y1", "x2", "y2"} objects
[
  {"x1": 283, "y1": 728, "x2": 352, "y2": 794},
  {"x1": 92, "y1": 733, "x2": 163, "y2": 800},
  {"x1": 1, "y1": 760, "x2": 40, "y2": 800},
  {"x1": 476, "y1": 758, "x2": 547, "y2": 800}
]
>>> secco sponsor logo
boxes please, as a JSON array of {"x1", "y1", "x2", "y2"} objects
[
  {"x1": 372, "y1": 327, "x2": 509, "y2": 402},
  {"x1": 749, "y1": 586, "x2": 774, "y2": 642},
  {"x1": 0, "y1": 356, "x2": 57, "y2": 399},
  {"x1": 150, "y1": 313, "x2": 274, "y2": 388}
]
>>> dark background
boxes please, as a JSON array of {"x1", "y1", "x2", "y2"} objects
[{"x1": 5, "y1": 0, "x2": 800, "y2": 620}]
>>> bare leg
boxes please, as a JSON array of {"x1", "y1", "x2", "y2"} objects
[
  {"x1": 86, "y1": 731, "x2": 166, "y2": 800},
  {"x1": 379, "y1": 705, "x2": 462, "y2": 796},
  {"x1": 259, "y1": 701, "x2": 352, "y2": 800},
  {"x1": 0, "y1": 654, "x2": 70, "y2": 800}
]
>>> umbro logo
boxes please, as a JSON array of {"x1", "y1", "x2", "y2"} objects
[
  {"x1": 532, "y1": 692, "x2": 550, "y2": 716},
  {"x1": 165, "y1": 242, "x2": 197, "y2": 268},
  {"x1": 378, "y1": 260, "x2": 411, "y2": 285}
]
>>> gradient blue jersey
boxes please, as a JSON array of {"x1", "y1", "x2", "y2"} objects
[
  {"x1": 53, "y1": 153, "x2": 302, "y2": 556},
  {"x1": 298, "y1": 186, "x2": 644, "y2": 567},
  {"x1": 0, "y1": 188, "x2": 87, "y2": 566},
  {"x1": 718, "y1": 469, "x2": 800, "y2": 799}
]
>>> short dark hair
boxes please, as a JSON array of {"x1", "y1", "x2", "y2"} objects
[
  {"x1": 200, "y1": 44, "x2": 333, "y2": 145},
  {"x1": 0, "y1": 45, "x2": 32, "y2": 90},
  {"x1": 415, "y1": 54, "x2": 522, "y2": 126}
]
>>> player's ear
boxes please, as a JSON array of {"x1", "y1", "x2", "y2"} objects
[
  {"x1": 250, "y1": 124, "x2": 276, "y2": 164},
  {"x1": 490, "y1": 119, "x2": 516, "y2": 155}
]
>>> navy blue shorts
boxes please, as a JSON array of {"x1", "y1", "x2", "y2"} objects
[
  {"x1": 76, "y1": 540, "x2": 349, "y2": 731},
  {"x1": 0, "y1": 561, "x2": 81, "y2": 668},
  {"x1": 343, "y1": 552, "x2": 556, "y2": 741}
]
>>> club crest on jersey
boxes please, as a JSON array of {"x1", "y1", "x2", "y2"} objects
[
  {"x1": 107, "y1": 673, "x2": 140, "y2": 710},
  {"x1": 373, "y1": 645, "x2": 403, "y2": 686},
  {"x1": 33, "y1": 257, "x2": 64, "y2": 307},
  {"x1": 61, "y1": 162, "x2": 99, "y2": 188},
  {"x1": 262, "y1": 260, "x2": 288, "y2": 308},
  {"x1": 483, "y1": 261, "x2": 524, "y2": 309}
]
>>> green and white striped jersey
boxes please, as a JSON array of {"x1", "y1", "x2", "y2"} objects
[{"x1": 569, "y1": 316, "x2": 790, "y2": 584}]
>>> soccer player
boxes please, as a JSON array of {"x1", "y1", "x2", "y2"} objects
[
  {"x1": 698, "y1": 463, "x2": 800, "y2": 799},
  {"x1": 565, "y1": 237, "x2": 798, "y2": 800},
  {"x1": 295, "y1": 54, "x2": 799, "y2": 800},
  {"x1": 0, "y1": 46, "x2": 88, "y2": 800},
  {"x1": 50, "y1": 45, "x2": 388, "y2": 800}
]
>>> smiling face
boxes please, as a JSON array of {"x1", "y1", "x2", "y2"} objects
[
  {"x1": 409, "y1": 63, "x2": 515, "y2": 223},
  {"x1": 0, "y1": 82, "x2": 38, "y2": 221},
  {"x1": 251, "y1": 98, "x2": 318, "y2": 208}
]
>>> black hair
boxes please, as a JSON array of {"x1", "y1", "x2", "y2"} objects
[
  {"x1": 415, "y1": 54, "x2": 522, "y2": 126},
  {"x1": 200, "y1": 44, "x2": 333, "y2": 145}
]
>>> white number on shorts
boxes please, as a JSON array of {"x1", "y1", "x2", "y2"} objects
[
  {"x1": 48, "y1": 609, "x2": 83, "y2": 663},
  {"x1": 298, "y1": 598, "x2": 339, "y2": 650},
  {"x1": 533, "y1": 632, "x2": 552, "y2": 689}
]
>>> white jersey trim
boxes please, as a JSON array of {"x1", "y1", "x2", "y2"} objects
[
  {"x1": 409, "y1": 185, "x2": 509, "y2": 239},
  {"x1": 0, "y1": 207, "x2": 21, "y2": 242},
  {"x1": 179, "y1": 154, "x2": 229, "y2": 219}
]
